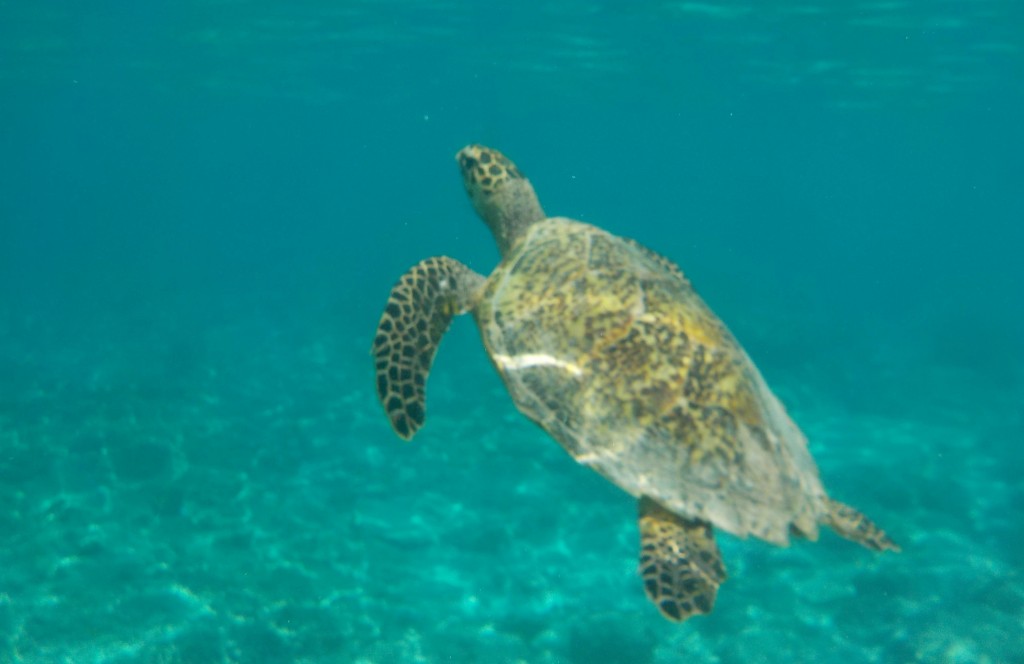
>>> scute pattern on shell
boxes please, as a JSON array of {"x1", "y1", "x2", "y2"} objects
[{"x1": 475, "y1": 217, "x2": 827, "y2": 543}]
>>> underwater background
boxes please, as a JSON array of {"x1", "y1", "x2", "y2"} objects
[{"x1": 1, "y1": 1, "x2": 1022, "y2": 662}]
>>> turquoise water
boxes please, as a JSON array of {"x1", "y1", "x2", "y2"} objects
[{"x1": 1, "y1": 1, "x2": 1022, "y2": 662}]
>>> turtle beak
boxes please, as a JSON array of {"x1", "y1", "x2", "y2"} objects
[{"x1": 455, "y1": 147, "x2": 478, "y2": 188}]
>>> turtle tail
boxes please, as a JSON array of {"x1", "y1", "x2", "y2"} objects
[
  {"x1": 824, "y1": 498, "x2": 901, "y2": 552},
  {"x1": 373, "y1": 256, "x2": 485, "y2": 439}
]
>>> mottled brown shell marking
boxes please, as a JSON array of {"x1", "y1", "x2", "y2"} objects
[
  {"x1": 479, "y1": 219, "x2": 759, "y2": 460},
  {"x1": 476, "y1": 217, "x2": 824, "y2": 543}
]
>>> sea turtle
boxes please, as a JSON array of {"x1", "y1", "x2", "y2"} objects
[{"x1": 372, "y1": 144, "x2": 899, "y2": 622}]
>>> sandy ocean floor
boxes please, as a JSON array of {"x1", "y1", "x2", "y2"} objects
[{"x1": 1, "y1": 301, "x2": 1021, "y2": 664}]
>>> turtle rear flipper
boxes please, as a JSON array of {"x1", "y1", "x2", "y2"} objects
[
  {"x1": 638, "y1": 497, "x2": 727, "y2": 622},
  {"x1": 825, "y1": 498, "x2": 900, "y2": 552},
  {"x1": 373, "y1": 256, "x2": 485, "y2": 439}
]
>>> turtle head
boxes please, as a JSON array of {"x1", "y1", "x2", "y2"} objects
[{"x1": 457, "y1": 144, "x2": 546, "y2": 257}]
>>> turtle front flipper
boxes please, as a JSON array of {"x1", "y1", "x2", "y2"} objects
[
  {"x1": 373, "y1": 256, "x2": 485, "y2": 440},
  {"x1": 638, "y1": 497, "x2": 727, "y2": 622},
  {"x1": 825, "y1": 498, "x2": 901, "y2": 552}
]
